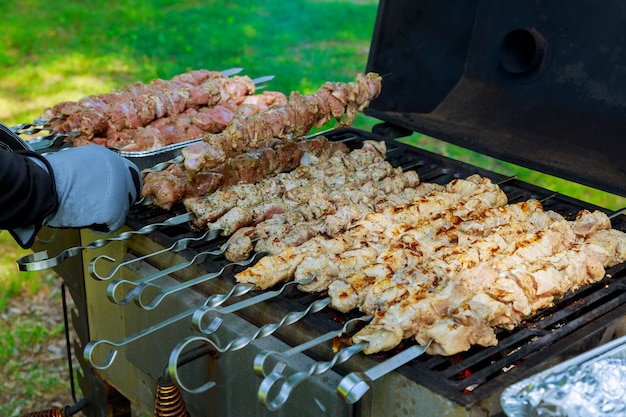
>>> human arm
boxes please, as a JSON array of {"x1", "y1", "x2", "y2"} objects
[{"x1": 0, "y1": 148, "x2": 58, "y2": 240}]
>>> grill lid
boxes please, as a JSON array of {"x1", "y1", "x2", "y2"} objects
[{"x1": 365, "y1": 0, "x2": 626, "y2": 198}]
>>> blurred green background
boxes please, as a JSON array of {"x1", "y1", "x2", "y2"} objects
[{"x1": 1, "y1": 0, "x2": 625, "y2": 415}]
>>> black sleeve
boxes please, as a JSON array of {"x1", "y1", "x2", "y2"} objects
[{"x1": 0, "y1": 148, "x2": 58, "y2": 231}]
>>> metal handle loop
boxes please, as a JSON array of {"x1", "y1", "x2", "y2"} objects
[
  {"x1": 104, "y1": 242, "x2": 233, "y2": 306},
  {"x1": 253, "y1": 315, "x2": 372, "y2": 378},
  {"x1": 258, "y1": 343, "x2": 367, "y2": 410},
  {"x1": 168, "y1": 336, "x2": 220, "y2": 395},
  {"x1": 135, "y1": 251, "x2": 265, "y2": 310}
]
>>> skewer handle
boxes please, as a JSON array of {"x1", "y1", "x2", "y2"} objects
[
  {"x1": 167, "y1": 335, "x2": 220, "y2": 394},
  {"x1": 190, "y1": 298, "x2": 331, "y2": 354},
  {"x1": 135, "y1": 251, "x2": 266, "y2": 310},
  {"x1": 253, "y1": 315, "x2": 373, "y2": 378},
  {"x1": 192, "y1": 277, "x2": 312, "y2": 333},
  {"x1": 83, "y1": 309, "x2": 193, "y2": 370},
  {"x1": 258, "y1": 343, "x2": 366, "y2": 411}
]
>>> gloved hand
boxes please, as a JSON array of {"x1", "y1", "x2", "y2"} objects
[
  {"x1": 10, "y1": 145, "x2": 141, "y2": 247},
  {"x1": 43, "y1": 145, "x2": 142, "y2": 232}
]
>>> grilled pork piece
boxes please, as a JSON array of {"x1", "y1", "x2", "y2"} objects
[
  {"x1": 226, "y1": 170, "x2": 427, "y2": 262},
  {"x1": 183, "y1": 140, "x2": 386, "y2": 228},
  {"x1": 41, "y1": 69, "x2": 220, "y2": 123},
  {"x1": 142, "y1": 135, "x2": 345, "y2": 210}
]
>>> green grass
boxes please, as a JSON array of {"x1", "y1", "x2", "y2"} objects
[{"x1": 0, "y1": 231, "x2": 43, "y2": 309}]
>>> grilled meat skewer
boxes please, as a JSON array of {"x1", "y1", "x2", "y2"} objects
[
  {"x1": 105, "y1": 91, "x2": 288, "y2": 151},
  {"x1": 225, "y1": 170, "x2": 427, "y2": 262},
  {"x1": 141, "y1": 73, "x2": 382, "y2": 209},
  {"x1": 40, "y1": 70, "x2": 258, "y2": 144},
  {"x1": 181, "y1": 72, "x2": 383, "y2": 174},
  {"x1": 235, "y1": 175, "x2": 507, "y2": 290},
  {"x1": 352, "y1": 210, "x2": 626, "y2": 355},
  {"x1": 142, "y1": 135, "x2": 346, "y2": 210},
  {"x1": 326, "y1": 199, "x2": 556, "y2": 313},
  {"x1": 183, "y1": 140, "x2": 387, "y2": 228}
]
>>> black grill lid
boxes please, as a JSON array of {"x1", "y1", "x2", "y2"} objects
[{"x1": 365, "y1": 0, "x2": 626, "y2": 198}]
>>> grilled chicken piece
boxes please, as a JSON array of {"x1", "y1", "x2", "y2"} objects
[{"x1": 236, "y1": 235, "x2": 350, "y2": 289}]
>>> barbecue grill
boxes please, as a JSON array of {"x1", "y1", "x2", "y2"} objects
[{"x1": 19, "y1": 0, "x2": 626, "y2": 416}]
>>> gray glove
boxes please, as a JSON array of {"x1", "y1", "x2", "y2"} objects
[
  {"x1": 44, "y1": 145, "x2": 142, "y2": 231},
  {"x1": 11, "y1": 145, "x2": 141, "y2": 247}
]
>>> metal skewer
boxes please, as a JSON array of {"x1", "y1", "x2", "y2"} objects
[
  {"x1": 17, "y1": 212, "x2": 196, "y2": 271},
  {"x1": 260, "y1": 344, "x2": 367, "y2": 411},
  {"x1": 255, "y1": 315, "x2": 373, "y2": 410},
  {"x1": 337, "y1": 340, "x2": 432, "y2": 404},
  {"x1": 83, "y1": 265, "x2": 258, "y2": 371},
  {"x1": 171, "y1": 281, "x2": 329, "y2": 358},
  {"x1": 191, "y1": 277, "x2": 314, "y2": 335},
  {"x1": 29, "y1": 131, "x2": 79, "y2": 151},
  {"x1": 10, "y1": 116, "x2": 63, "y2": 134},
  {"x1": 221, "y1": 67, "x2": 244, "y2": 77},
  {"x1": 89, "y1": 228, "x2": 221, "y2": 281},
  {"x1": 84, "y1": 306, "x2": 199, "y2": 371},
  {"x1": 104, "y1": 247, "x2": 259, "y2": 306},
  {"x1": 131, "y1": 251, "x2": 265, "y2": 310},
  {"x1": 609, "y1": 207, "x2": 626, "y2": 219},
  {"x1": 253, "y1": 315, "x2": 372, "y2": 378},
  {"x1": 195, "y1": 296, "x2": 331, "y2": 353},
  {"x1": 167, "y1": 294, "x2": 331, "y2": 394}
]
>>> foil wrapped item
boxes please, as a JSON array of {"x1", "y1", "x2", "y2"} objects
[
  {"x1": 501, "y1": 335, "x2": 626, "y2": 417},
  {"x1": 503, "y1": 358, "x2": 626, "y2": 416}
]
